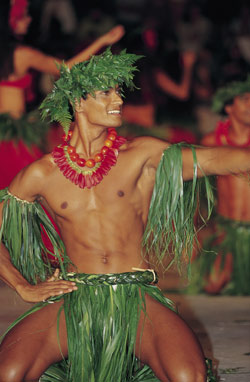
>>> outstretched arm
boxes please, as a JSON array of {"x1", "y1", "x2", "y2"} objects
[
  {"x1": 182, "y1": 145, "x2": 250, "y2": 180},
  {"x1": 17, "y1": 25, "x2": 125, "y2": 76},
  {"x1": 65, "y1": 25, "x2": 125, "y2": 68},
  {"x1": 155, "y1": 51, "x2": 196, "y2": 100}
]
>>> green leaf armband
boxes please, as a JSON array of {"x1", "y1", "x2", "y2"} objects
[{"x1": 0, "y1": 188, "x2": 72, "y2": 284}]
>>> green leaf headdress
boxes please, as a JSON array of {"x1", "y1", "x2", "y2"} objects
[
  {"x1": 212, "y1": 74, "x2": 250, "y2": 114},
  {"x1": 39, "y1": 47, "x2": 143, "y2": 134}
]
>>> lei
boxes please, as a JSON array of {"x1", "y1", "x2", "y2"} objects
[{"x1": 216, "y1": 119, "x2": 250, "y2": 147}]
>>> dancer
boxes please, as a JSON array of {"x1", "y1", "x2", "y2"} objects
[
  {"x1": 1, "y1": 48, "x2": 250, "y2": 382},
  {"x1": 0, "y1": 0, "x2": 124, "y2": 188},
  {"x1": 191, "y1": 76, "x2": 250, "y2": 295}
]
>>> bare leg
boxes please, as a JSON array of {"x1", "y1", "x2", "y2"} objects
[
  {"x1": 0, "y1": 301, "x2": 68, "y2": 382},
  {"x1": 135, "y1": 294, "x2": 206, "y2": 382},
  {"x1": 204, "y1": 252, "x2": 233, "y2": 294}
]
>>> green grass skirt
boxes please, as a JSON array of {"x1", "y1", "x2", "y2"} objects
[
  {"x1": 1, "y1": 271, "x2": 216, "y2": 381},
  {"x1": 39, "y1": 271, "x2": 216, "y2": 381},
  {"x1": 0, "y1": 111, "x2": 48, "y2": 147},
  {"x1": 40, "y1": 270, "x2": 172, "y2": 382},
  {"x1": 188, "y1": 216, "x2": 250, "y2": 295}
]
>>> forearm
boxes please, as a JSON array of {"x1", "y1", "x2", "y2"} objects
[
  {"x1": 0, "y1": 243, "x2": 29, "y2": 292},
  {"x1": 0, "y1": 243, "x2": 77, "y2": 302},
  {"x1": 156, "y1": 66, "x2": 193, "y2": 100},
  {"x1": 65, "y1": 38, "x2": 104, "y2": 69},
  {"x1": 182, "y1": 146, "x2": 250, "y2": 180},
  {"x1": 178, "y1": 66, "x2": 193, "y2": 100}
]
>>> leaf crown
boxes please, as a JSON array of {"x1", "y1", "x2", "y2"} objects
[
  {"x1": 212, "y1": 74, "x2": 250, "y2": 114},
  {"x1": 39, "y1": 47, "x2": 143, "y2": 133}
]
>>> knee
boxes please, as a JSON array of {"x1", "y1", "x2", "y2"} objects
[
  {"x1": 174, "y1": 361, "x2": 206, "y2": 382},
  {"x1": 0, "y1": 361, "x2": 25, "y2": 382}
]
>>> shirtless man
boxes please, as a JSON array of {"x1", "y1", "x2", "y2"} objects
[
  {"x1": 0, "y1": 49, "x2": 250, "y2": 382},
  {"x1": 197, "y1": 76, "x2": 250, "y2": 295}
]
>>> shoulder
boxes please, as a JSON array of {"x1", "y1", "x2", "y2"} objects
[
  {"x1": 125, "y1": 136, "x2": 170, "y2": 168},
  {"x1": 200, "y1": 132, "x2": 216, "y2": 146},
  {"x1": 127, "y1": 135, "x2": 169, "y2": 152},
  {"x1": 15, "y1": 45, "x2": 42, "y2": 58},
  {"x1": 8, "y1": 154, "x2": 56, "y2": 202}
]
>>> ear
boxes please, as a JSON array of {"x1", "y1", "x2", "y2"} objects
[
  {"x1": 74, "y1": 98, "x2": 86, "y2": 113},
  {"x1": 225, "y1": 104, "x2": 232, "y2": 115}
]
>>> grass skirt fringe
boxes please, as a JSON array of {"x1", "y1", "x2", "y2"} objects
[
  {"x1": 142, "y1": 144, "x2": 213, "y2": 276},
  {"x1": 40, "y1": 272, "x2": 216, "y2": 381},
  {"x1": 0, "y1": 271, "x2": 216, "y2": 381},
  {"x1": 0, "y1": 111, "x2": 48, "y2": 147},
  {"x1": 41, "y1": 270, "x2": 174, "y2": 382},
  {"x1": 188, "y1": 216, "x2": 250, "y2": 295}
]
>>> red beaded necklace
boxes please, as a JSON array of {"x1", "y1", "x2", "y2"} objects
[
  {"x1": 52, "y1": 128, "x2": 126, "y2": 189},
  {"x1": 216, "y1": 119, "x2": 250, "y2": 147}
]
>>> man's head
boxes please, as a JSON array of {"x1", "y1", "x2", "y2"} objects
[
  {"x1": 40, "y1": 48, "x2": 142, "y2": 134},
  {"x1": 75, "y1": 87, "x2": 124, "y2": 129},
  {"x1": 224, "y1": 92, "x2": 250, "y2": 126},
  {"x1": 212, "y1": 75, "x2": 250, "y2": 116}
]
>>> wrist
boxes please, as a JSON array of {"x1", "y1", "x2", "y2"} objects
[{"x1": 16, "y1": 281, "x2": 31, "y2": 296}]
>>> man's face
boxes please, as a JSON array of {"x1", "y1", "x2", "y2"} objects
[
  {"x1": 226, "y1": 92, "x2": 250, "y2": 126},
  {"x1": 82, "y1": 87, "x2": 123, "y2": 128}
]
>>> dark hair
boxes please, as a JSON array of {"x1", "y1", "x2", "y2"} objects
[{"x1": 0, "y1": 0, "x2": 18, "y2": 80}]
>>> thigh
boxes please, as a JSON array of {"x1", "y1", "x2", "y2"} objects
[
  {"x1": 135, "y1": 294, "x2": 206, "y2": 382},
  {"x1": 0, "y1": 300, "x2": 68, "y2": 382}
]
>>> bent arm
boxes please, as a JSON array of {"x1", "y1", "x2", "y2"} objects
[
  {"x1": 0, "y1": 165, "x2": 76, "y2": 302},
  {"x1": 182, "y1": 146, "x2": 250, "y2": 180},
  {"x1": 0, "y1": 236, "x2": 28, "y2": 292},
  {"x1": 155, "y1": 51, "x2": 196, "y2": 100},
  {"x1": 0, "y1": 238, "x2": 76, "y2": 302}
]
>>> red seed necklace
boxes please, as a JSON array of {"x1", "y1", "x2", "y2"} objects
[
  {"x1": 216, "y1": 119, "x2": 250, "y2": 147},
  {"x1": 52, "y1": 128, "x2": 126, "y2": 189}
]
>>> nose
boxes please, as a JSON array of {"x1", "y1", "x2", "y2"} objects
[{"x1": 112, "y1": 89, "x2": 123, "y2": 105}]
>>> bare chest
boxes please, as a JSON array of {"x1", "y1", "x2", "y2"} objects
[
  {"x1": 42, "y1": 154, "x2": 156, "y2": 223},
  {"x1": 216, "y1": 174, "x2": 250, "y2": 220}
]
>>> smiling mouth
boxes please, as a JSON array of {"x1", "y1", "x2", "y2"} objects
[{"x1": 107, "y1": 110, "x2": 121, "y2": 115}]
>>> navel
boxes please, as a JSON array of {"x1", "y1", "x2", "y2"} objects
[
  {"x1": 117, "y1": 190, "x2": 125, "y2": 197},
  {"x1": 61, "y1": 201, "x2": 68, "y2": 209},
  {"x1": 101, "y1": 254, "x2": 109, "y2": 264}
]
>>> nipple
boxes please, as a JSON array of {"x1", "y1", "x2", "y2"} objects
[
  {"x1": 117, "y1": 190, "x2": 124, "y2": 197},
  {"x1": 61, "y1": 201, "x2": 68, "y2": 209}
]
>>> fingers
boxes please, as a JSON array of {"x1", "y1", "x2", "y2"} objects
[
  {"x1": 43, "y1": 280, "x2": 78, "y2": 295},
  {"x1": 20, "y1": 281, "x2": 78, "y2": 303},
  {"x1": 47, "y1": 268, "x2": 60, "y2": 282}
]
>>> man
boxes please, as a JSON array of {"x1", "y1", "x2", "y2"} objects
[
  {"x1": 0, "y1": 49, "x2": 249, "y2": 382},
  {"x1": 190, "y1": 76, "x2": 250, "y2": 295}
]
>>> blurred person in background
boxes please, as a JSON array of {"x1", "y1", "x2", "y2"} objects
[{"x1": 189, "y1": 75, "x2": 250, "y2": 295}]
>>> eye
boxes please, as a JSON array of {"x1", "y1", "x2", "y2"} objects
[{"x1": 102, "y1": 90, "x2": 110, "y2": 95}]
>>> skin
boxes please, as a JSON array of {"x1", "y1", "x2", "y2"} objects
[
  {"x1": 201, "y1": 92, "x2": 250, "y2": 293},
  {"x1": 155, "y1": 51, "x2": 196, "y2": 100},
  {"x1": 1, "y1": 88, "x2": 250, "y2": 381},
  {"x1": 0, "y1": 9, "x2": 125, "y2": 118}
]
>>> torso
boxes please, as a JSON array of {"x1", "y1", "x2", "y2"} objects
[
  {"x1": 0, "y1": 46, "x2": 32, "y2": 118},
  {"x1": 37, "y1": 138, "x2": 165, "y2": 274},
  {"x1": 0, "y1": 85, "x2": 26, "y2": 117},
  {"x1": 202, "y1": 125, "x2": 250, "y2": 222}
]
